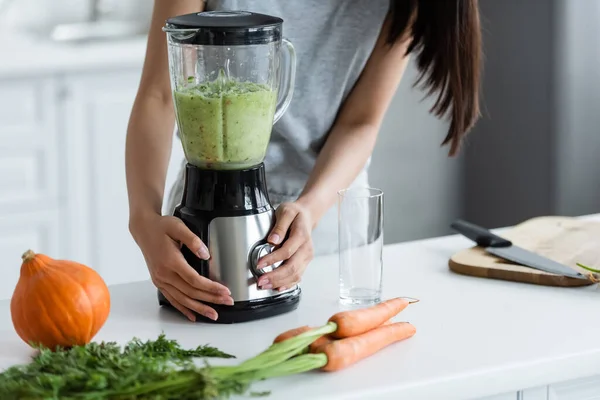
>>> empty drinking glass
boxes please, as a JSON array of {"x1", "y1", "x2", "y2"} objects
[{"x1": 338, "y1": 187, "x2": 384, "y2": 305}]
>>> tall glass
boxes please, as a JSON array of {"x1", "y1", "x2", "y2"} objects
[{"x1": 338, "y1": 188, "x2": 384, "y2": 305}]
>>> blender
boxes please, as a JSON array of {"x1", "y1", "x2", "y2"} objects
[{"x1": 160, "y1": 11, "x2": 299, "y2": 323}]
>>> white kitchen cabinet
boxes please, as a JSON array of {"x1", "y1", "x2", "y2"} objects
[
  {"x1": 488, "y1": 376, "x2": 600, "y2": 400},
  {"x1": 0, "y1": 76, "x2": 63, "y2": 299},
  {"x1": 0, "y1": 77, "x2": 60, "y2": 212},
  {"x1": 548, "y1": 375, "x2": 600, "y2": 399},
  {"x1": 61, "y1": 70, "x2": 184, "y2": 285},
  {"x1": 61, "y1": 70, "x2": 148, "y2": 284},
  {"x1": 479, "y1": 392, "x2": 517, "y2": 400},
  {"x1": 520, "y1": 386, "x2": 548, "y2": 399},
  {"x1": 0, "y1": 66, "x2": 185, "y2": 298},
  {"x1": 0, "y1": 210, "x2": 61, "y2": 298}
]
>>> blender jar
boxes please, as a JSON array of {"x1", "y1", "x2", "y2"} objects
[{"x1": 164, "y1": 11, "x2": 296, "y2": 170}]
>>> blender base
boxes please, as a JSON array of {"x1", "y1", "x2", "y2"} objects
[{"x1": 158, "y1": 287, "x2": 301, "y2": 324}]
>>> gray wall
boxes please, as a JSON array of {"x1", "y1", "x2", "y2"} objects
[
  {"x1": 372, "y1": 0, "x2": 600, "y2": 244},
  {"x1": 464, "y1": 0, "x2": 600, "y2": 228},
  {"x1": 464, "y1": 0, "x2": 556, "y2": 228},
  {"x1": 370, "y1": 60, "x2": 462, "y2": 244},
  {"x1": 554, "y1": 0, "x2": 600, "y2": 215}
]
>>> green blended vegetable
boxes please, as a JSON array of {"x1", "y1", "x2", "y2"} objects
[
  {"x1": 0, "y1": 325, "x2": 336, "y2": 400},
  {"x1": 173, "y1": 69, "x2": 277, "y2": 170}
]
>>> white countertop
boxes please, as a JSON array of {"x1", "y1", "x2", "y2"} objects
[
  {"x1": 0, "y1": 30, "x2": 147, "y2": 78},
  {"x1": 1, "y1": 215, "x2": 600, "y2": 400}
]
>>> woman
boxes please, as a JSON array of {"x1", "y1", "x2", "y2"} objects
[{"x1": 125, "y1": 0, "x2": 482, "y2": 321}]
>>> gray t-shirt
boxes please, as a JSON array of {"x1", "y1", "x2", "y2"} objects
[{"x1": 169, "y1": 0, "x2": 389, "y2": 254}]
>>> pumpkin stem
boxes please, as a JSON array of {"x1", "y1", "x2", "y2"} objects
[{"x1": 21, "y1": 250, "x2": 36, "y2": 263}]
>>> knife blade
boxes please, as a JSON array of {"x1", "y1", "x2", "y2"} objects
[{"x1": 450, "y1": 219, "x2": 588, "y2": 280}]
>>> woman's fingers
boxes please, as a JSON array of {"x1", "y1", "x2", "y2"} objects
[
  {"x1": 165, "y1": 216, "x2": 210, "y2": 260},
  {"x1": 258, "y1": 225, "x2": 305, "y2": 269},
  {"x1": 162, "y1": 283, "x2": 219, "y2": 321},
  {"x1": 170, "y1": 249, "x2": 231, "y2": 296},
  {"x1": 257, "y1": 202, "x2": 314, "y2": 290},
  {"x1": 154, "y1": 240, "x2": 232, "y2": 320},
  {"x1": 160, "y1": 287, "x2": 196, "y2": 322},
  {"x1": 159, "y1": 255, "x2": 232, "y2": 321},
  {"x1": 258, "y1": 242, "x2": 312, "y2": 290},
  {"x1": 141, "y1": 215, "x2": 234, "y2": 323},
  {"x1": 169, "y1": 273, "x2": 234, "y2": 306},
  {"x1": 268, "y1": 205, "x2": 298, "y2": 245}
]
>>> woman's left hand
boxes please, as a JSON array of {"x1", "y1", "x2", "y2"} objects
[{"x1": 256, "y1": 202, "x2": 314, "y2": 291}]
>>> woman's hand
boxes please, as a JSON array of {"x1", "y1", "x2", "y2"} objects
[
  {"x1": 256, "y1": 202, "x2": 315, "y2": 291},
  {"x1": 130, "y1": 214, "x2": 233, "y2": 322}
]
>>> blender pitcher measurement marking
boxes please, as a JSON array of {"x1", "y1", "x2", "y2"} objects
[{"x1": 160, "y1": 10, "x2": 298, "y2": 324}]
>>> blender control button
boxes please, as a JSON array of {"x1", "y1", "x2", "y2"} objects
[{"x1": 250, "y1": 243, "x2": 282, "y2": 277}]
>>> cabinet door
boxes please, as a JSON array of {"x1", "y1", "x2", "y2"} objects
[
  {"x1": 0, "y1": 77, "x2": 60, "y2": 211},
  {"x1": 478, "y1": 393, "x2": 517, "y2": 400},
  {"x1": 521, "y1": 387, "x2": 548, "y2": 400},
  {"x1": 62, "y1": 71, "x2": 184, "y2": 285},
  {"x1": 0, "y1": 76, "x2": 66, "y2": 296},
  {"x1": 0, "y1": 210, "x2": 61, "y2": 300},
  {"x1": 548, "y1": 375, "x2": 600, "y2": 399}
]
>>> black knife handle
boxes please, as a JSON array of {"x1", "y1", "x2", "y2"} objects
[{"x1": 450, "y1": 219, "x2": 512, "y2": 248}]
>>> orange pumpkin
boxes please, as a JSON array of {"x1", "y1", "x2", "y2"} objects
[{"x1": 10, "y1": 250, "x2": 111, "y2": 350}]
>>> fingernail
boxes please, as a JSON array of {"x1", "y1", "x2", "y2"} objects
[
  {"x1": 188, "y1": 314, "x2": 196, "y2": 322},
  {"x1": 269, "y1": 234, "x2": 281, "y2": 244},
  {"x1": 207, "y1": 312, "x2": 218, "y2": 321},
  {"x1": 197, "y1": 246, "x2": 210, "y2": 260},
  {"x1": 223, "y1": 297, "x2": 234, "y2": 306},
  {"x1": 261, "y1": 284, "x2": 273, "y2": 290},
  {"x1": 278, "y1": 286, "x2": 287, "y2": 292},
  {"x1": 257, "y1": 261, "x2": 267, "y2": 269},
  {"x1": 259, "y1": 278, "x2": 269, "y2": 287}
]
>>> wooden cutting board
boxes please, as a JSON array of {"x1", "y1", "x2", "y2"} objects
[{"x1": 449, "y1": 216, "x2": 600, "y2": 287}]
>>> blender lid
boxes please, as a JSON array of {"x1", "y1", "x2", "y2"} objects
[{"x1": 164, "y1": 11, "x2": 283, "y2": 46}]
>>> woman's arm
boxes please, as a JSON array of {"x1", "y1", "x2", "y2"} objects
[
  {"x1": 256, "y1": 17, "x2": 412, "y2": 289},
  {"x1": 126, "y1": 1, "x2": 235, "y2": 323},
  {"x1": 126, "y1": 0, "x2": 203, "y2": 224},
  {"x1": 296, "y1": 17, "x2": 411, "y2": 224},
  {"x1": 258, "y1": 1, "x2": 482, "y2": 290}
]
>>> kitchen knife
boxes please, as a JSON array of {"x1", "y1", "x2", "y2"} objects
[{"x1": 450, "y1": 219, "x2": 588, "y2": 280}]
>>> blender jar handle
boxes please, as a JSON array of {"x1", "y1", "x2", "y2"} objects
[{"x1": 273, "y1": 38, "x2": 297, "y2": 124}]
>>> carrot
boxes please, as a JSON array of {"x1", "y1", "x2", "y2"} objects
[
  {"x1": 319, "y1": 322, "x2": 416, "y2": 372},
  {"x1": 273, "y1": 326, "x2": 311, "y2": 343},
  {"x1": 328, "y1": 297, "x2": 411, "y2": 339},
  {"x1": 309, "y1": 321, "x2": 397, "y2": 353},
  {"x1": 309, "y1": 334, "x2": 335, "y2": 353},
  {"x1": 276, "y1": 327, "x2": 336, "y2": 353},
  {"x1": 275, "y1": 319, "x2": 394, "y2": 350}
]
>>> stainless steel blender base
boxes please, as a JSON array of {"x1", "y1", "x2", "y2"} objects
[
  {"x1": 208, "y1": 211, "x2": 288, "y2": 302},
  {"x1": 161, "y1": 211, "x2": 301, "y2": 323},
  {"x1": 162, "y1": 163, "x2": 302, "y2": 323}
]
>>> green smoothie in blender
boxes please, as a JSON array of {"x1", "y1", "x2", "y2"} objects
[{"x1": 174, "y1": 74, "x2": 277, "y2": 170}]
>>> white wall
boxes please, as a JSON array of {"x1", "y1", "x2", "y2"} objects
[
  {"x1": 0, "y1": 0, "x2": 152, "y2": 34},
  {"x1": 369, "y1": 60, "x2": 462, "y2": 244}
]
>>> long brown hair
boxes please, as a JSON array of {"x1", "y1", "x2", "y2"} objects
[{"x1": 388, "y1": 0, "x2": 482, "y2": 156}]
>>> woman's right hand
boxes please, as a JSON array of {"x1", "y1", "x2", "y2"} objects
[{"x1": 130, "y1": 214, "x2": 234, "y2": 322}]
